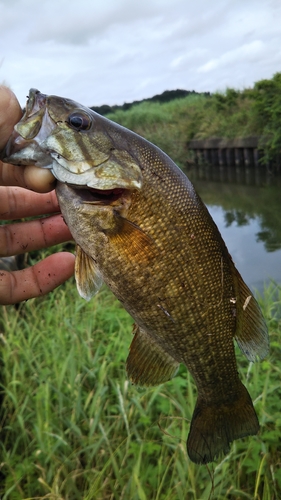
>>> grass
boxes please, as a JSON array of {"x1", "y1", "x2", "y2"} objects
[{"x1": 0, "y1": 277, "x2": 281, "y2": 499}]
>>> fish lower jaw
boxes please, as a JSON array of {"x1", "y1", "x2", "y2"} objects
[{"x1": 59, "y1": 183, "x2": 128, "y2": 206}]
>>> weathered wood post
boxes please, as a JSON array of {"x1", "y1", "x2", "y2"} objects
[
  {"x1": 226, "y1": 148, "x2": 235, "y2": 166},
  {"x1": 244, "y1": 148, "x2": 254, "y2": 166},
  {"x1": 234, "y1": 148, "x2": 244, "y2": 166},
  {"x1": 218, "y1": 149, "x2": 227, "y2": 166}
]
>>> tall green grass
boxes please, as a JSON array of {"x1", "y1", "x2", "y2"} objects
[{"x1": 0, "y1": 279, "x2": 280, "y2": 499}]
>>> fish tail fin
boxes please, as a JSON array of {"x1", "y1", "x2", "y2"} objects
[{"x1": 187, "y1": 381, "x2": 259, "y2": 464}]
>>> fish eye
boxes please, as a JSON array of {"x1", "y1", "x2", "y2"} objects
[{"x1": 67, "y1": 112, "x2": 92, "y2": 131}]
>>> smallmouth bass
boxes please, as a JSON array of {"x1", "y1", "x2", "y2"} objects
[{"x1": 3, "y1": 89, "x2": 269, "y2": 464}]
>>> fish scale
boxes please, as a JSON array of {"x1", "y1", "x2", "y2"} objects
[{"x1": 3, "y1": 88, "x2": 269, "y2": 464}]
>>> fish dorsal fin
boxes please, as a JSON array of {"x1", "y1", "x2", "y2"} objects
[
  {"x1": 126, "y1": 325, "x2": 179, "y2": 386},
  {"x1": 107, "y1": 212, "x2": 154, "y2": 262},
  {"x1": 75, "y1": 244, "x2": 103, "y2": 300},
  {"x1": 234, "y1": 269, "x2": 269, "y2": 361}
]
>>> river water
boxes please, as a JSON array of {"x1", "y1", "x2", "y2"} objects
[{"x1": 184, "y1": 164, "x2": 281, "y2": 294}]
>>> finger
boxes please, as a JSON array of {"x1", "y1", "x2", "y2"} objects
[
  {"x1": 23, "y1": 166, "x2": 56, "y2": 192},
  {"x1": 0, "y1": 163, "x2": 56, "y2": 192},
  {"x1": 0, "y1": 252, "x2": 75, "y2": 305},
  {"x1": 0, "y1": 214, "x2": 73, "y2": 257},
  {"x1": 0, "y1": 186, "x2": 61, "y2": 219},
  {"x1": 0, "y1": 86, "x2": 22, "y2": 149}
]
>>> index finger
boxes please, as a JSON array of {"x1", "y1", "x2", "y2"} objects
[
  {"x1": 0, "y1": 252, "x2": 75, "y2": 305},
  {"x1": 0, "y1": 186, "x2": 60, "y2": 220}
]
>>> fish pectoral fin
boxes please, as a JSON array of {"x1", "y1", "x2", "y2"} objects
[
  {"x1": 187, "y1": 381, "x2": 259, "y2": 464},
  {"x1": 107, "y1": 212, "x2": 154, "y2": 261},
  {"x1": 75, "y1": 244, "x2": 103, "y2": 300},
  {"x1": 234, "y1": 270, "x2": 269, "y2": 361},
  {"x1": 126, "y1": 325, "x2": 179, "y2": 386}
]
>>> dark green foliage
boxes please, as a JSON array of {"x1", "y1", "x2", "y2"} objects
[
  {"x1": 90, "y1": 104, "x2": 113, "y2": 116},
  {"x1": 90, "y1": 88, "x2": 210, "y2": 116},
  {"x1": 212, "y1": 88, "x2": 241, "y2": 112},
  {"x1": 248, "y1": 73, "x2": 281, "y2": 163}
]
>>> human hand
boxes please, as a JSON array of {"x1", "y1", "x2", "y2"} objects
[{"x1": 0, "y1": 85, "x2": 75, "y2": 305}]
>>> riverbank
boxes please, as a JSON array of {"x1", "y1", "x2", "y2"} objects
[{"x1": 105, "y1": 72, "x2": 281, "y2": 168}]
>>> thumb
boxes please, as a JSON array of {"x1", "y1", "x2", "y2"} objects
[{"x1": 0, "y1": 85, "x2": 23, "y2": 150}]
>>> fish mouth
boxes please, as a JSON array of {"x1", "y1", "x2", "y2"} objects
[{"x1": 69, "y1": 185, "x2": 127, "y2": 205}]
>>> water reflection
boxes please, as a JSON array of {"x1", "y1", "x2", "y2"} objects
[
  {"x1": 185, "y1": 164, "x2": 281, "y2": 292},
  {"x1": 188, "y1": 163, "x2": 281, "y2": 187}
]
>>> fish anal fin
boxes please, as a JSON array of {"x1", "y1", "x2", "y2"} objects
[
  {"x1": 107, "y1": 212, "x2": 154, "y2": 262},
  {"x1": 187, "y1": 381, "x2": 259, "y2": 464},
  {"x1": 126, "y1": 325, "x2": 179, "y2": 386},
  {"x1": 234, "y1": 269, "x2": 269, "y2": 361},
  {"x1": 75, "y1": 244, "x2": 103, "y2": 300}
]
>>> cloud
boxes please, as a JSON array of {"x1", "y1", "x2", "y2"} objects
[
  {"x1": 198, "y1": 41, "x2": 266, "y2": 74},
  {"x1": 22, "y1": 0, "x2": 173, "y2": 45},
  {"x1": 1, "y1": 0, "x2": 281, "y2": 106}
]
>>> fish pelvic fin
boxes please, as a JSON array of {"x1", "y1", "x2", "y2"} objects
[
  {"x1": 187, "y1": 380, "x2": 259, "y2": 464},
  {"x1": 75, "y1": 245, "x2": 103, "y2": 300},
  {"x1": 126, "y1": 325, "x2": 179, "y2": 386},
  {"x1": 234, "y1": 269, "x2": 269, "y2": 362}
]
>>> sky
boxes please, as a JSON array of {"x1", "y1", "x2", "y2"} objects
[{"x1": 1, "y1": 0, "x2": 281, "y2": 108}]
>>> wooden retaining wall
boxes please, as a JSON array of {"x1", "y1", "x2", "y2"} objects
[{"x1": 188, "y1": 136, "x2": 266, "y2": 167}]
